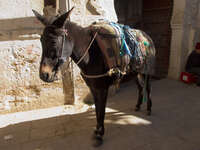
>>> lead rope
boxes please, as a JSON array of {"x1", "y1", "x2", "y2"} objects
[{"x1": 76, "y1": 32, "x2": 98, "y2": 65}]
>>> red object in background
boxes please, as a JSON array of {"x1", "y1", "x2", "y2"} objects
[
  {"x1": 180, "y1": 72, "x2": 197, "y2": 83},
  {"x1": 196, "y1": 42, "x2": 200, "y2": 49}
]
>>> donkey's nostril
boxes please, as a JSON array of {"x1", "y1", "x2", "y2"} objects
[{"x1": 42, "y1": 73, "x2": 49, "y2": 80}]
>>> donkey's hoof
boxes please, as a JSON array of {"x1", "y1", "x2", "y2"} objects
[
  {"x1": 135, "y1": 107, "x2": 140, "y2": 112},
  {"x1": 146, "y1": 110, "x2": 151, "y2": 116},
  {"x1": 93, "y1": 135, "x2": 103, "y2": 147},
  {"x1": 92, "y1": 130, "x2": 103, "y2": 147}
]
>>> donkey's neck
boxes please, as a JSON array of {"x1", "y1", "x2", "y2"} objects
[
  {"x1": 65, "y1": 21, "x2": 91, "y2": 66},
  {"x1": 64, "y1": 21, "x2": 107, "y2": 76}
]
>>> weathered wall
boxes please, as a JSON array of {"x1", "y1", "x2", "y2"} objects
[
  {"x1": 0, "y1": 0, "x2": 66, "y2": 113},
  {"x1": 0, "y1": 0, "x2": 43, "y2": 19}
]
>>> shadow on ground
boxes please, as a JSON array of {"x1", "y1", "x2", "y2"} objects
[{"x1": 0, "y1": 79, "x2": 200, "y2": 150}]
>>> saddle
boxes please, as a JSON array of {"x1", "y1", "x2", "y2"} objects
[{"x1": 89, "y1": 21, "x2": 155, "y2": 75}]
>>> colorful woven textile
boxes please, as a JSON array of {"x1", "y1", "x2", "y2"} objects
[{"x1": 90, "y1": 21, "x2": 156, "y2": 75}]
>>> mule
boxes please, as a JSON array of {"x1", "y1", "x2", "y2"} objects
[{"x1": 33, "y1": 8, "x2": 155, "y2": 146}]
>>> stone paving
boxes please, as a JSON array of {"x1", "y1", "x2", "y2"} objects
[{"x1": 0, "y1": 79, "x2": 200, "y2": 150}]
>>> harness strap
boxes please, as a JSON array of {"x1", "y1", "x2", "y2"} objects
[
  {"x1": 81, "y1": 68, "x2": 123, "y2": 79},
  {"x1": 81, "y1": 72, "x2": 109, "y2": 78}
]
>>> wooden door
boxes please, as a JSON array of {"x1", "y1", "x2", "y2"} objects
[{"x1": 143, "y1": 0, "x2": 173, "y2": 77}]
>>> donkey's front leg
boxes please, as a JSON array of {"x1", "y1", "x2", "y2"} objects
[{"x1": 90, "y1": 87, "x2": 108, "y2": 147}]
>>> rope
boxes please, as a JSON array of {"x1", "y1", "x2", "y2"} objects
[
  {"x1": 81, "y1": 68, "x2": 123, "y2": 79},
  {"x1": 76, "y1": 32, "x2": 98, "y2": 65},
  {"x1": 81, "y1": 72, "x2": 109, "y2": 78},
  {"x1": 61, "y1": 31, "x2": 111, "y2": 79}
]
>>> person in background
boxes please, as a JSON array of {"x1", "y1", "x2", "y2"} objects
[{"x1": 185, "y1": 42, "x2": 200, "y2": 86}]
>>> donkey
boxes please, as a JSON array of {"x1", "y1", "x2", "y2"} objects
[{"x1": 33, "y1": 8, "x2": 155, "y2": 146}]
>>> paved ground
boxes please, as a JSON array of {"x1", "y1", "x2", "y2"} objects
[{"x1": 1, "y1": 79, "x2": 200, "y2": 150}]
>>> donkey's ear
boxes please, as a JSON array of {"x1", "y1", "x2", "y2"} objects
[
  {"x1": 52, "y1": 7, "x2": 74, "y2": 28},
  {"x1": 32, "y1": 9, "x2": 49, "y2": 26}
]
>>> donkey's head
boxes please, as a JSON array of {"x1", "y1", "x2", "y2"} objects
[{"x1": 33, "y1": 8, "x2": 74, "y2": 82}]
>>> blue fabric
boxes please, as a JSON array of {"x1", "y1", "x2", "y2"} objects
[
  {"x1": 123, "y1": 25, "x2": 144, "y2": 66},
  {"x1": 109, "y1": 22, "x2": 145, "y2": 67},
  {"x1": 109, "y1": 22, "x2": 132, "y2": 57}
]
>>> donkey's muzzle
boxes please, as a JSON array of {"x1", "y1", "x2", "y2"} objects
[
  {"x1": 40, "y1": 72, "x2": 49, "y2": 82},
  {"x1": 40, "y1": 71, "x2": 57, "y2": 82},
  {"x1": 39, "y1": 64, "x2": 57, "y2": 82}
]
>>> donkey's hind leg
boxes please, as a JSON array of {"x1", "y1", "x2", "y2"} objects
[
  {"x1": 146, "y1": 75, "x2": 152, "y2": 115},
  {"x1": 135, "y1": 73, "x2": 144, "y2": 111},
  {"x1": 135, "y1": 73, "x2": 152, "y2": 115}
]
